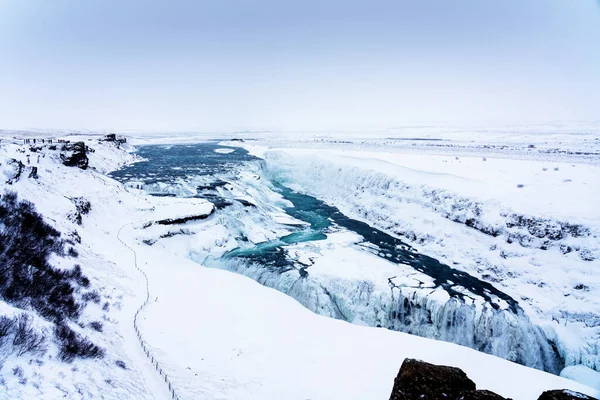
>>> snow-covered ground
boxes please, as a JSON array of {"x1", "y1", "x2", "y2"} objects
[
  {"x1": 0, "y1": 129, "x2": 599, "y2": 399},
  {"x1": 220, "y1": 129, "x2": 600, "y2": 377},
  {"x1": 0, "y1": 136, "x2": 161, "y2": 398}
]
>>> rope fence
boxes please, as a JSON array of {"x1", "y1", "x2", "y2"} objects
[{"x1": 118, "y1": 222, "x2": 181, "y2": 400}]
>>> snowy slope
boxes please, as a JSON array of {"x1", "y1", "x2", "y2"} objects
[{"x1": 0, "y1": 137, "x2": 162, "y2": 399}]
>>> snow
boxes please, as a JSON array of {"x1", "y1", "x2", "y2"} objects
[
  {"x1": 146, "y1": 198, "x2": 214, "y2": 224},
  {"x1": 268, "y1": 149, "x2": 599, "y2": 224},
  {"x1": 1, "y1": 130, "x2": 599, "y2": 399},
  {"x1": 269, "y1": 211, "x2": 309, "y2": 226},
  {"x1": 214, "y1": 148, "x2": 236, "y2": 154},
  {"x1": 230, "y1": 145, "x2": 600, "y2": 373},
  {"x1": 0, "y1": 136, "x2": 159, "y2": 399},
  {"x1": 561, "y1": 366, "x2": 600, "y2": 391},
  {"x1": 132, "y1": 230, "x2": 598, "y2": 400}
]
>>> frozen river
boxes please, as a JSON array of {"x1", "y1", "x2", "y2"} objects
[{"x1": 110, "y1": 142, "x2": 563, "y2": 374}]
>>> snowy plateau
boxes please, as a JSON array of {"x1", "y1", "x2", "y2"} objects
[{"x1": 0, "y1": 125, "x2": 599, "y2": 400}]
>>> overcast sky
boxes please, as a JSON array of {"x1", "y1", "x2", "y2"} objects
[{"x1": 0, "y1": 0, "x2": 599, "y2": 132}]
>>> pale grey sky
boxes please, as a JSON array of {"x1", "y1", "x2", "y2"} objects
[{"x1": 0, "y1": 0, "x2": 599, "y2": 132}]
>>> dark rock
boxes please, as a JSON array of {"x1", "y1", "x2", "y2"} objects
[
  {"x1": 143, "y1": 228, "x2": 194, "y2": 245},
  {"x1": 459, "y1": 390, "x2": 507, "y2": 400},
  {"x1": 211, "y1": 198, "x2": 234, "y2": 210},
  {"x1": 197, "y1": 180, "x2": 229, "y2": 191},
  {"x1": 155, "y1": 215, "x2": 211, "y2": 225},
  {"x1": 235, "y1": 199, "x2": 256, "y2": 207},
  {"x1": 389, "y1": 358, "x2": 476, "y2": 400},
  {"x1": 149, "y1": 193, "x2": 177, "y2": 197},
  {"x1": 538, "y1": 389, "x2": 596, "y2": 400},
  {"x1": 101, "y1": 133, "x2": 127, "y2": 148},
  {"x1": 60, "y1": 142, "x2": 89, "y2": 169},
  {"x1": 28, "y1": 166, "x2": 38, "y2": 179},
  {"x1": 155, "y1": 208, "x2": 214, "y2": 225},
  {"x1": 4, "y1": 158, "x2": 24, "y2": 184}
]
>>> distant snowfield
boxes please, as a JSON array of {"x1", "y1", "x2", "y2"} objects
[
  {"x1": 0, "y1": 127, "x2": 599, "y2": 399},
  {"x1": 260, "y1": 149, "x2": 599, "y2": 223}
]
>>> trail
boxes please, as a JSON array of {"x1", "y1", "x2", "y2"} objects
[{"x1": 117, "y1": 220, "x2": 182, "y2": 400}]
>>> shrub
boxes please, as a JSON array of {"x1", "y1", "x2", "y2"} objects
[
  {"x1": 68, "y1": 265, "x2": 89, "y2": 288},
  {"x1": 82, "y1": 290, "x2": 101, "y2": 304},
  {"x1": 0, "y1": 192, "x2": 101, "y2": 362},
  {"x1": 55, "y1": 323, "x2": 104, "y2": 362},
  {"x1": 68, "y1": 230, "x2": 81, "y2": 244},
  {"x1": 12, "y1": 314, "x2": 47, "y2": 357},
  {"x1": 0, "y1": 316, "x2": 15, "y2": 338},
  {"x1": 67, "y1": 247, "x2": 79, "y2": 258},
  {"x1": 115, "y1": 360, "x2": 126, "y2": 369},
  {"x1": 12, "y1": 366, "x2": 23, "y2": 378},
  {"x1": 0, "y1": 192, "x2": 87, "y2": 322},
  {"x1": 89, "y1": 321, "x2": 103, "y2": 332}
]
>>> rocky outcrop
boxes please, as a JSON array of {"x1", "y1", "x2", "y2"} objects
[
  {"x1": 389, "y1": 359, "x2": 595, "y2": 400},
  {"x1": 67, "y1": 197, "x2": 92, "y2": 225},
  {"x1": 460, "y1": 390, "x2": 508, "y2": 400},
  {"x1": 101, "y1": 133, "x2": 127, "y2": 148},
  {"x1": 142, "y1": 228, "x2": 194, "y2": 246},
  {"x1": 235, "y1": 198, "x2": 256, "y2": 207},
  {"x1": 538, "y1": 390, "x2": 596, "y2": 400},
  {"x1": 155, "y1": 209, "x2": 215, "y2": 225},
  {"x1": 389, "y1": 358, "x2": 478, "y2": 400},
  {"x1": 3, "y1": 159, "x2": 24, "y2": 184},
  {"x1": 197, "y1": 180, "x2": 229, "y2": 191},
  {"x1": 60, "y1": 142, "x2": 89, "y2": 169}
]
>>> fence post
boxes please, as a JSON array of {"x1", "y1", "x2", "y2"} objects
[{"x1": 120, "y1": 218, "x2": 180, "y2": 400}]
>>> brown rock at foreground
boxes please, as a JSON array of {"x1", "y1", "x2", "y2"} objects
[
  {"x1": 389, "y1": 358, "x2": 477, "y2": 400},
  {"x1": 460, "y1": 389, "x2": 508, "y2": 400},
  {"x1": 538, "y1": 389, "x2": 596, "y2": 400}
]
